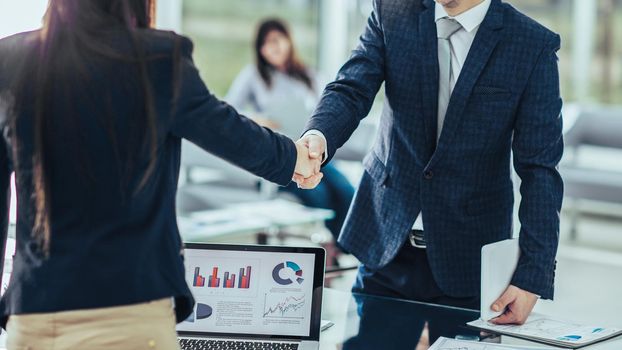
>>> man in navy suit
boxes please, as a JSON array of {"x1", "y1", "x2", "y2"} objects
[{"x1": 294, "y1": 0, "x2": 563, "y2": 325}]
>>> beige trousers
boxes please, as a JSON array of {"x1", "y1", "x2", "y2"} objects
[{"x1": 6, "y1": 298, "x2": 180, "y2": 350}]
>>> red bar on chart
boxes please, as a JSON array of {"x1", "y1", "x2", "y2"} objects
[
  {"x1": 245, "y1": 266, "x2": 251, "y2": 288},
  {"x1": 208, "y1": 267, "x2": 220, "y2": 288},
  {"x1": 225, "y1": 272, "x2": 236, "y2": 289},
  {"x1": 193, "y1": 267, "x2": 206, "y2": 287},
  {"x1": 236, "y1": 266, "x2": 252, "y2": 289}
]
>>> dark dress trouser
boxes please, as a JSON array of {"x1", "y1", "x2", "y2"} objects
[{"x1": 352, "y1": 239, "x2": 481, "y2": 344}]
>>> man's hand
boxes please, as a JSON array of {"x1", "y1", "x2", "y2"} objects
[
  {"x1": 490, "y1": 285, "x2": 538, "y2": 325},
  {"x1": 292, "y1": 134, "x2": 327, "y2": 189},
  {"x1": 294, "y1": 141, "x2": 322, "y2": 185},
  {"x1": 301, "y1": 133, "x2": 327, "y2": 161}
]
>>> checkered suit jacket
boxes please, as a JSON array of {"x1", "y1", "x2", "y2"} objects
[{"x1": 304, "y1": 0, "x2": 563, "y2": 299}]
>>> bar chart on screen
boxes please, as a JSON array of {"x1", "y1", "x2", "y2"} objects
[
  {"x1": 193, "y1": 266, "x2": 253, "y2": 289},
  {"x1": 189, "y1": 259, "x2": 260, "y2": 297}
]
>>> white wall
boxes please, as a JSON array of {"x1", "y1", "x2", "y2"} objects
[
  {"x1": 0, "y1": 0, "x2": 184, "y2": 39},
  {"x1": 156, "y1": 0, "x2": 183, "y2": 33},
  {"x1": 0, "y1": 0, "x2": 48, "y2": 39},
  {"x1": 318, "y1": 0, "x2": 349, "y2": 79},
  {"x1": 572, "y1": 0, "x2": 597, "y2": 103}
]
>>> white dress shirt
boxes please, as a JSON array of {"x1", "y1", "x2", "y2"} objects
[{"x1": 305, "y1": 0, "x2": 492, "y2": 231}]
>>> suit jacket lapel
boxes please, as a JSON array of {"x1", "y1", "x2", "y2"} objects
[
  {"x1": 418, "y1": 0, "x2": 439, "y2": 157},
  {"x1": 428, "y1": 0, "x2": 504, "y2": 168}
]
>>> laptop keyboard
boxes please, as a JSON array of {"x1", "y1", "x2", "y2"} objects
[{"x1": 179, "y1": 338, "x2": 299, "y2": 350}]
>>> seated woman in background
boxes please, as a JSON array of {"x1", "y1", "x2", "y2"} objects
[{"x1": 226, "y1": 19, "x2": 355, "y2": 254}]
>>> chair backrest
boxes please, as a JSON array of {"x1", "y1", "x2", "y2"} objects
[
  {"x1": 564, "y1": 105, "x2": 622, "y2": 149},
  {"x1": 333, "y1": 120, "x2": 377, "y2": 162},
  {"x1": 180, "y1": 140, "x2": 259, "y2": 188}
]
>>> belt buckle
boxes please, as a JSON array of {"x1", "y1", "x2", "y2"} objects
[{"x1": 409, "y1": 231, "x2": 427, "y2": 249}]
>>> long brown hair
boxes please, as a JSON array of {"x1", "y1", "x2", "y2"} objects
[
  {"x1": 254, "y1": 18, "x2": 314, "y2": 90},
  {"x1": 8, "y1": 0, "x2": 165, "y2": 255}
]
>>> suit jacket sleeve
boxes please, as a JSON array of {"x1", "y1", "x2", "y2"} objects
[
  {"x1": 169, "y1": 38, "x2": 297, "y2": 186},
  {"x1": 303, "y1": 0, "x2": 386, "y2": 163},
  {"x1": 510, "y1": 34, "x2": 564, "y2": 300}
]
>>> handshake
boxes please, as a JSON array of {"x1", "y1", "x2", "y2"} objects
[{"x1": 292, "y1": 134, "x2": 326, "y2": 190}]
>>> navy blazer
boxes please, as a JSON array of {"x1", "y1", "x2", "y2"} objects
[
  {"x1": 0, "y1": 28, "x2": 297, "y2": 325},
  {"x1": 305, "y1": 0, "x2": 563, "y2": 299}
]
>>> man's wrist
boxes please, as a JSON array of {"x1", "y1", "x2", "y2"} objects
[{"x1": 511, "y1": 284, "x2": 541, "y2": 299}]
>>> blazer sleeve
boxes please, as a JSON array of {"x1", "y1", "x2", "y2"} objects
[
  {"x1": 169, "y1": 38, "x2": 297, "y2": 186},
  {"x1": 303, "y1": 0, "x2": 386, "y2": 163},
  {"x1": 0, "y1": 43, "x2": 12, "y2": 279},
  {"x1": 510, "y1": 34, "x2": 564, "y2": 300},
  {"x1": 0, "y1": 129, "x2": 10, "y2": 280}
]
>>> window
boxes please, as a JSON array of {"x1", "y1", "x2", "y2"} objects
[
  {"x1": 0, "y1": 0, "x2": 47, "y2": 39},
  {"x1": 345, "y1": 0, "x2": 622, "y2": 106},
  {"x1": 496, "y1": 0, "x2": 622, "y2": 104}
]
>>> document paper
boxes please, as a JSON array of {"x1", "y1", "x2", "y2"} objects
[
  {"x1": 468, "y1": 314, "x2": 622, "y2": 348},
  {"x1": 480, "y1": 238, "x2": 520, "y2": 321}
]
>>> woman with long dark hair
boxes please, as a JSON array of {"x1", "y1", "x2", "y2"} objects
[
  {"x1": 0, "y1": 1, "x2": 319, "y2": 349},
  {"x1": 226, "y1": 19, "x2": 355, "y2": 253}
]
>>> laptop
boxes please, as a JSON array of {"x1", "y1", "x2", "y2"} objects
[{"x1": 177, "y1": 243, "x2": 325, "y2": 350}]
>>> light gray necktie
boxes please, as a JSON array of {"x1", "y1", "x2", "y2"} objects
[{"x1": 436, "y1": 17, "x2": 462, "y2": 141}]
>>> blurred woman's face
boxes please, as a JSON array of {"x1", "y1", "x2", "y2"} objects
[{"x1": 260, "y1": 30, "x2": 292, "y2": 70}]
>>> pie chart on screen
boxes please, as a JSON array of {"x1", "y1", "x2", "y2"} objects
[
  {"x1": 184, "y1": 303, "x2": 213, "y2": 323},
  {"x1": 272, "y1": 261, "x2": 304, "y2": 285},
  {"x1": 196, "y1": 303, "x2": 212, "y2": 319}
]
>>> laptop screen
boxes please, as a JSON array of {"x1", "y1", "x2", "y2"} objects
[{"x1": 177, "y1": 245, "x2": 322, "y2": 339}]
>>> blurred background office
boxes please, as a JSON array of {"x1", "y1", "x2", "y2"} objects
[
  {"x1": 223, "y1": 18, "x2": 355, "y2": 260},
  {"x1": 1, "y1": 0, "x2": 621, "y2": 322}
]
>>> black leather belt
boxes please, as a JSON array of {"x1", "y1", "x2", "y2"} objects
[{"x1": 409, "y1": 229, "x2": 426, "y2": 249}]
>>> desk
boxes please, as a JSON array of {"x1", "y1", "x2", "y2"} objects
[
  {"x1": 319, "y1": 289, "x2": 622, "y2": 349},
  {"x1": 179, "y1": 199, "x2": 335, "y2": 244},
  {"x1": 0, "y1": 284, "x2": 618, "y2": 349}
]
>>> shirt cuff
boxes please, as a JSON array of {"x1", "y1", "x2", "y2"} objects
[{"x1": 302, "y1": 129, "x2": 328, "y2": 164}]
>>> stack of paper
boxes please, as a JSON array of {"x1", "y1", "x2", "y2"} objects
[
  {"x1": 468, "y1": 315, "x2": 622, "y2": 348},
  {"x1": 429, "y1": 337, "x2": 558, "y2": 350}
]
